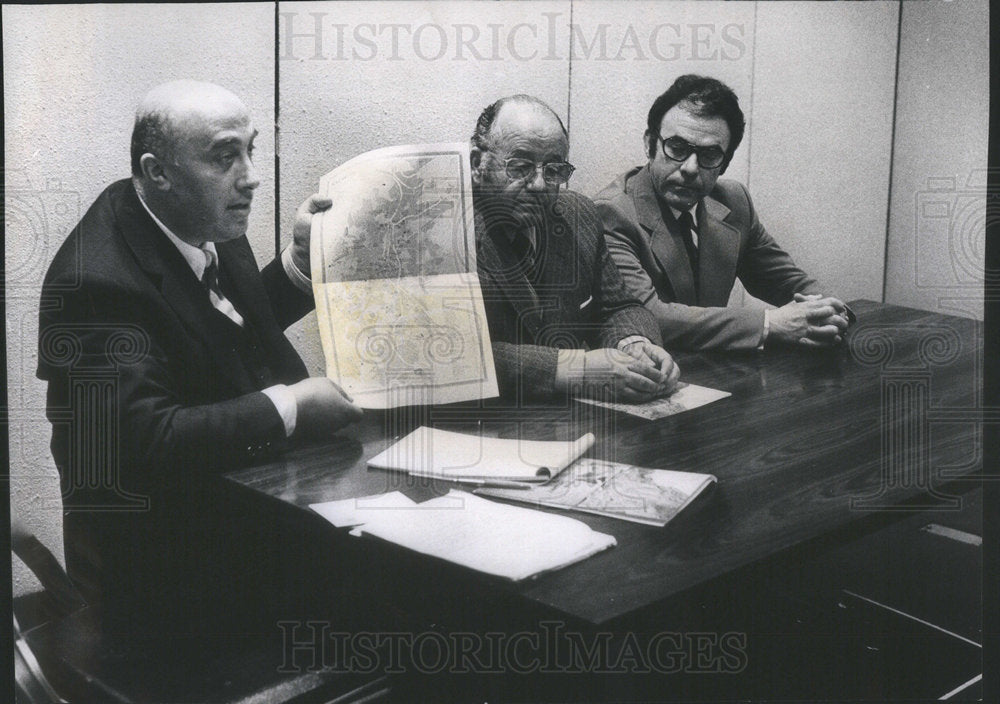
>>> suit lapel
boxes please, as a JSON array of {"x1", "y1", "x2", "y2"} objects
[
  {"x1": 534, "y1": 207, "x2": 576, "y2": 325},
  {"x1": 475, "y1": 213, "x2": 547, "y2": 342},
  {"x1": 116, "y1": 184, "x2": 251, "y2": 391},
  {"x1": 632, "y1": 166, "x2": 697, "y2": 303},
  {"x1": 696, "y1": 195, "x2": 740, "y2": 307}
]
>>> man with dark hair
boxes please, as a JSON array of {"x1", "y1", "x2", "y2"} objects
[
  {"x1": 471, "y1": 94, "x2": 680, "y2": 402},
  {"x1": 595, "y1": 75, "x2": 850, "y2": 350},
  {"x1": 38, "y1": 80, "x2": 362, "y2": 637}
]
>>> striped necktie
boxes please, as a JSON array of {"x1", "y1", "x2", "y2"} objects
[{"x1": 201, "y1": 249, "x2": 245, "y2": 327}]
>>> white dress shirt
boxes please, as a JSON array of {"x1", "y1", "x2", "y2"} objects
[{"x1": 135, "y1": 191, "x2": 299, "y2": 436}]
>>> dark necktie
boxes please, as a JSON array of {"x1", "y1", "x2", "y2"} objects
[
  {"x1": 510, "y1": 229, "x2": 537, "y2": 276},
  {"x1": 202, "y1": 257, "x2": 223, "y2": 298},
  {"x1": 676, "y1": 210, "x2": 699, "y2": 290},
  {"x1": 201, "y1": 250, "x2": 244, "y2": 327}
]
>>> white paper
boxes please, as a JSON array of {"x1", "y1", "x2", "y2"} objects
[
  {"x1": 309, "y1": 491, "x2": 417, "y2": 528},
  {"x1": 349, "y1": 490, "x2": 616, "y2": 581},
  {"x1": 576, "y1": 382, "x2": 731, "y2": 419},
  {"x1": 367, "y1": 426, "x2": 596, "y2": 482}
]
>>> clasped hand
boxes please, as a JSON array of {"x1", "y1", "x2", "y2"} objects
[
  {"x1": 564, "y1": 342, "x2": 680, "y2": 403},
  {"x1": 769, "y1": 293, "x2": 851, "y2": 348}
]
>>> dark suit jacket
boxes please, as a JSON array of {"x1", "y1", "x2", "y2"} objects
[
  {"x1": 594, "y1": 165, "x2": 821, "y2": 350},
  {"x1": 37, "y1": 179, "x2": 313, "y2": 634},
  {"x1": 476, "y1": 190, "x2": 660, "y2": 400}
]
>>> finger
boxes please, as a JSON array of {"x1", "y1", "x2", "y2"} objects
[
  {"x1": 827, "y1": 297, "x2": 848, "y2": 313},
  {"x1": 653, "y1": 355, "x2": 675, "y2": 384},
  {"x1": 807, "y1": 297, "x2": 847, "y2": 312},
  {"x1": 306, "y1": 195, "x2": 333, "y2": 213},
  {"x1": 830, "y1": 314, "x2": 849, "y2": 331},
  {"x1": 804, "y1": 304, "x2": 837, "y2": 321},
  {"x1": 329, "y1": 379, "x2": 355, "y2": 402},
  {"x1": 620, "y1": 341, "x2": 646, "y2": 358},
  {"x1": 663, "y1": 377, "x2": 681, "y2": 396},
  {"x1": 808, "y1": 323, "x2": 841, "y2": 341},
  {"x1": 621, "y1": 368, "x2": 661, "y2": 393},
  {"x1": 797, "y1": 336, "x2": 832, "y2": 348},
  {"x1": 636, "y1": 351, "x2": 670, "y2": 383},
  {"x1": 624, "y1": 351, "x2": 655, "y2": 369},
  {"x1": 625, "y1": 358, "x2": 664, "y2": 383},
  {"x1": 665, "y1": 361, "x2": 681, "y2": 388},
  {"x1": 811, "y1": 313, "x2": 849, "y2": 331}
]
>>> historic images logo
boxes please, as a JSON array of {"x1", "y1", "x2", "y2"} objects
[{"x1": 280, "y1": 12, "x2": 746, "y2": 63}]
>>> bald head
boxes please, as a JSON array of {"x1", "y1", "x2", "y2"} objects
[
  {"x1": 130, "y1": 80, "x2": 247, "y2": 176},
  {"x1": 130, "y1": 80, "x2": 260, "y2": 245},
  {"x1": 471, "y1": 94, "x2": 568, "y2": 152}
]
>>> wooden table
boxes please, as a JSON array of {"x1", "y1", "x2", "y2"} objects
[{"x1": 226, "y1": 300, "x2": 983, "y2": 629}]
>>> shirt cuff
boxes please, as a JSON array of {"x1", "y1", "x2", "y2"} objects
[
  {"x1": 261, "y1": 384, "x2": 298, "y2": 437},
  {"x1": 281, "y1": 246, "x2": 313, "y2": 294},
  {"x1": 758, "y1": 309, "x2": 771, "y2": 350},
  {"x1": 616, "y1": 335, "x2": 651, "y2": 351}
]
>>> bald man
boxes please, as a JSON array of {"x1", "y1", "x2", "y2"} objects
[
  {"x1": 37, "y1": 81, "x2": 360, "y2": 637},
  {"x1": 471, "y1": 95, "x2": 680, "y2": 402}
]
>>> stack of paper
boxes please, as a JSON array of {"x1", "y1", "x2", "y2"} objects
[
  {"x1": 310, "y1": 490, "x2": 615, "y2": 581},
  {"x1": 367, "y1": 427, "x2": 596, "y2": 484}
]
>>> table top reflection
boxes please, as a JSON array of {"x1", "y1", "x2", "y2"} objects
[{"x1": 227, "y1": 300, "x2": 983, "y2": 625}]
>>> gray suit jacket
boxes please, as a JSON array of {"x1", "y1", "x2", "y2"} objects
[
  {"x1": 594, "y1": 165, "x2": 821, "y2": 350},
  {"x1": 476, "y1": 190, "x2": 660, "y2": 400}
]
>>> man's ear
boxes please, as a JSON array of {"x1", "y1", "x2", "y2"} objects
[
  {"x1": 139, "y1": 153, "x2": 170, "y2": 191},
  {"x1": 470, "y1": 146, "x2": 484, "y2": 186},
  {"x1": 642, "y1": 130, "x2": 654, "y2": 159}
]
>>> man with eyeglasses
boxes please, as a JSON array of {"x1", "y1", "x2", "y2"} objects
[
  {"x1": 595, "y1": 75, "x2": 851, "y2": 351},
  {"x1": 471, "y1": 94, "x2": 680, "y2": 402}
]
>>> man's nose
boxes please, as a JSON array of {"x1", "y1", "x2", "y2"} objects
[
  {"x1": 239, "y1": 155, "x2": 261, "y2": 191},
  {"x1": 679, "y1": 152, "x2": 700, "y2": 177},
  {"x1": 524, "y1": 165, "x2": 549, "y2": 192}
]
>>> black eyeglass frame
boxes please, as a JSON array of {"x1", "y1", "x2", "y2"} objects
[{"x1": 657, "y1": 135, "x2": 727, "y2": 170}]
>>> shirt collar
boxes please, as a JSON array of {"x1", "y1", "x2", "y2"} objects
[
  {"x1": 668, "y1": 204, "x2": 698, "y2": 228},
  {"x1": 135, "y1": 187, "x2": 217, "y2": 280}
]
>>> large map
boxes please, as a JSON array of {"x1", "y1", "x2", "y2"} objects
[{"x1": 311, "y1": 143, "x2": 498, "y2": 408}]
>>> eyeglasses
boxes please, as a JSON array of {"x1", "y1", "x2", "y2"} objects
[
  {"x1": 497, "y1": 157, "x2": 576, "y2": 185},
  {"x1": 658, "y1": 136, "x2": 726, "y2": 169}
]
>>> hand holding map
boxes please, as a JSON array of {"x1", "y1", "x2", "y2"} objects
[{"x1": 310, "y1": 143, "x2": 498, "y2": 408}]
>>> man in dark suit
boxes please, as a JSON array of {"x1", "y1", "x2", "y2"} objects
[
  {"x1": 595, "y1": 75, "x2": 851, "y2": 351},
  {"x1": 471, "y1": 95, "x2": 680, "y2": 403},
  {"x1": 37, "y1": 80, "x2": 362, "y2": 637}
]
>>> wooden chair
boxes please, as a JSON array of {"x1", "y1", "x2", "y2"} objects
[{"x1": 12, "y1": 522, "x2": 390, "y2": 704}]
